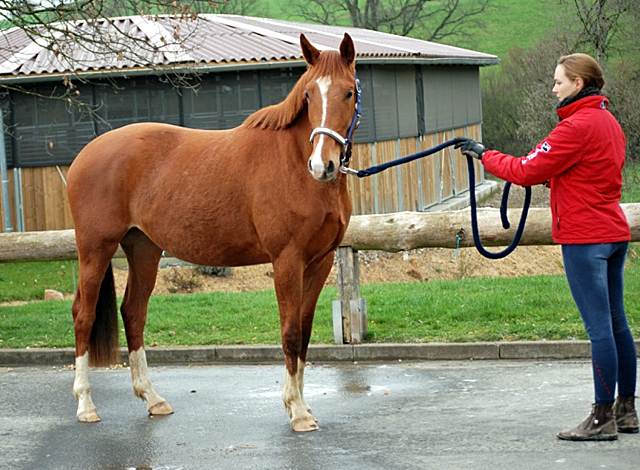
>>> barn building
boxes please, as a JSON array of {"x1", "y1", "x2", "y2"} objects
[{"x1": 0, "y1": 15, "x2": 498, "y2": 232}]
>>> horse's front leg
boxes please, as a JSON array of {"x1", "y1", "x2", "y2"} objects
[
  {"x1": 297, "y1": 252, "x2": 336, "y2": 414},
  {"x1": 273, "y1": 254, "x2": 319, "y2": 432}
]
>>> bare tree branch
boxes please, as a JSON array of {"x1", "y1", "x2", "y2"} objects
[
  {"x1": 565, "y1": 0, "x2": 633, "y2": 67},
  {"x1": 284, "y1": 0, "x2": 490, "y2": 41}
]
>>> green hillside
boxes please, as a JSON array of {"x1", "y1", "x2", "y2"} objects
[
  {"x1": 439, "y1": 0, "x2": 557, "y2": 61},
  {"x1": 261, "y1": 0, "x2": 555, "y2": 63}
]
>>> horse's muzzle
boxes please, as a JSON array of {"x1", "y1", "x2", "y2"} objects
[{"x1": 308, "y1": 158, "x2": 338, "y2": 181}]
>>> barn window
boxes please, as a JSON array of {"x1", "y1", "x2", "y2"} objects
[
  {"x1": 372, "y1": 66, "x2": 400, "y2": 140},
  {"x1": 95, "y1": 77, "x2": 180, "y2": 133},
  {"x1": 355, "y1": 65, "x2": 419, "y2": 144},
  {"x1": 183, "y1": 77, "x2": 220, "y2": 129},
  {"x1": 422, "y1": 65, "x2": 481, "y2": 132},
  {"x1": 259, "y1": 68, "x2": 304, "y2": 107},
  {"x1": 183, "y1": 71, "x2": 261, "y2": 130},
  {"x1": 2, "y1": 101, "x2": 14, "y2": 168},
  {"x1": 352, "y1": 66, "x2": 375, "y2": 143},
  {"x1": 9, "y1": 83, "x2": 95, "y2": 167}
]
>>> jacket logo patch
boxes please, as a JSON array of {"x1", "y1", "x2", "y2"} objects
[{"x1": 522, "y1": 141, "x2": 551, "y2": 165}]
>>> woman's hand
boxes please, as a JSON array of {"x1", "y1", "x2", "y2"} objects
[{"x1": 455, "y1": 138, "x2": 486, "y2": 160}]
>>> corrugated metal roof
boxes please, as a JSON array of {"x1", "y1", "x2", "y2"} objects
[{"x1": 0, "y1": 14, "x2": 498, "y2": 80}]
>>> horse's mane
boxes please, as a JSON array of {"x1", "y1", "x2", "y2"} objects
[{"x1": 242, "y1": 51, "x2": 353, "y2": 131}]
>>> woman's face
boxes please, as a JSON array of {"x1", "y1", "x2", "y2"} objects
[{"x1": 553, "y1": 64, "x2": 583, "y2": 101}]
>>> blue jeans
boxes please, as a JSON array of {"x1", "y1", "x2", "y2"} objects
[{"x1": 562, "y1": 242, "x2": 637, "y2": 404}]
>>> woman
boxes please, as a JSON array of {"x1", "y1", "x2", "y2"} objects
[{"x1": 456, "y1": 53, "x2": 638, "y2": 441}]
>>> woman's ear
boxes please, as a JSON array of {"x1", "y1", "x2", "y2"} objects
[{"x1": 575, "y1": 76, "x2": 585, "y2": 92}]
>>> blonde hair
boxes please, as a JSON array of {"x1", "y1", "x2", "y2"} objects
[{"x1": 557, "y1": 53, "x2": 605, "y2": 90}]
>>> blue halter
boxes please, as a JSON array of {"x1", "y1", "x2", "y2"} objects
[{"x1": 340, "y1": 72, "x2": 363, "y2": 168}]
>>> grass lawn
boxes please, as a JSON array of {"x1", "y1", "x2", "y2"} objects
[{"x1": 1, "y1": 253, "x2": 638, "y2": 349}]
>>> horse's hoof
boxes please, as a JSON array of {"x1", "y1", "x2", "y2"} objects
[
  {"x1": 148, "y1": 400, "x2": 174, "y2": 416},
  {"x1": 291, "y1": 417, "x2": 320, "y2": 432},
  {"x1": 77, "y1": 410, "x2": 101, "y2": 423}
]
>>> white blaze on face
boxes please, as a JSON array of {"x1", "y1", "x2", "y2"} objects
[{"x1": 309, "y1": 76, "x2": 332, "y2": 177}]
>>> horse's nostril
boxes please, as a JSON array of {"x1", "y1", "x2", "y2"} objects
[
  {"x1": 327, "y1": 160, "x2": 335, "y2": 174},
  {"x1": 308, "y1": 160, "x2": 313, "y2": 172}
]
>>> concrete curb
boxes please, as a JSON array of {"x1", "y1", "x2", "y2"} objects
[{"x1": 3, "y1": 340, "x2": 640, "y2": 367}]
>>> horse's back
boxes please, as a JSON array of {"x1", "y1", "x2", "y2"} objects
[
  {"x1": 70, "y1": 122, "x2": 213, "y2": 175},
  {"x1": 67, "y1": 122, "x2": 282, "y2": 265},
  {"x1": 68, "y1": 123, "x2": 217, "y2": 238},
  {"x1": 68, "y1": 122, "x2": 226, "y2": 205}
]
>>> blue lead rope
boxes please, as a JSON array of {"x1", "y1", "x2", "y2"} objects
[
  {"x1": 345, "y1": 138, "x2": 532, "y2": 260},
  {"x1": 351, "y1": 138, "x2": 466, "y2": 178},
  {"x1": 466, "y1": 155, "x2": 532, "y2": 259}
]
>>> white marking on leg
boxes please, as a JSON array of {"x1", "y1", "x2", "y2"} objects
[
  {"x1": 296, "y1": 358, "x2": 312, "y2": 412},
  {"x1": 282, "y1": 361, "x2": 318, "y2": 431},
  {"x1": 309, "y1": 76, "x2": 332, "y2": 178},
  {"x1": 129, "y1": 347, "x2": 173, "y2": 415},
  {"x1": 283, "y1": 368, "x2": 305, "y2": 419},
  {"x1": 73, "y1": 352, "x2": 100, "y2": 422}
]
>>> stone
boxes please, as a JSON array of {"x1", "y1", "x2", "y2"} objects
[{"x1": 44, "y1": 289, "x2": 64, "y2": 301}]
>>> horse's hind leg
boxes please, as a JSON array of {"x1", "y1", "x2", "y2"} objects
[
  {"x1": 72, "y1": 241, "x2": 120, "y2": 423},
  {"x1": 120, "y1": 229, "x2": 173, "y2": 416}
]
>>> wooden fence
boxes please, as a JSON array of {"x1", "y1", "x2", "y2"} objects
[{"x1": 347, "y1": 126, "x2": 481, "y2": 215}]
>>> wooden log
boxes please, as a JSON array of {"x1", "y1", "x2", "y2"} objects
[
  {"x1": 0, "y1": 230, "x2": 78, "y2": 262},
  {"x1": 342, "y1": 203, "x2": 640, "y2": 252},
  {"x1": 0, "y1": 203, "x2": 639, "y2": 262},
  {"x1": 0, "y1": 230, "x2": 124, "y2": 262}
]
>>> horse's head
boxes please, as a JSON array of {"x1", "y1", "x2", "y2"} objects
[{"x1": 301, "y1": 33, "x2": 358, "y2": 182}]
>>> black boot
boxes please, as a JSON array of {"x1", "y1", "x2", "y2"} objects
[
  {"x1": 557, "y1": 403, "x2": 618, "y2": 441},
  {"x1": 613, "y1": 395, "x2": 639, "y2": 434}
]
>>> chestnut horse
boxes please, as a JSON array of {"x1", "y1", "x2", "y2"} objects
[{"x1": 66, "y1": 34, "x2": 356, "y2": 432}]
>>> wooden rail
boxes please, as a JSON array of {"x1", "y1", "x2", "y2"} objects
[{"x1": 1, "y1": 204, "x2": 639, "y2": 262}]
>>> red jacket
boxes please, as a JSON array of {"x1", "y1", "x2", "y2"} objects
[{"x1": 482, "y1": 95, "x2": 629, "y2": 245}]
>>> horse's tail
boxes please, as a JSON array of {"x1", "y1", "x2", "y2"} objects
[{"x1": 89, "y1": 263, "x2": 120, "y2": 367}]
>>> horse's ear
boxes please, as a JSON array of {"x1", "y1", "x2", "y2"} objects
[
  {"x1": 300, "y1": 34, "x2": 320, "y2": 66},
  {"x1": 340, "y1": 33, "x2": 355, "y2": 65}
]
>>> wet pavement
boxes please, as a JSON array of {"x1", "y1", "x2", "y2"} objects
[{"x1": 1, "y1": 360, "x2": 639, "y2": 470}]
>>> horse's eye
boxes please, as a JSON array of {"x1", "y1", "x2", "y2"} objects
[{"x1": 346, "y1": 91, "x2": 353, "y2": 99}]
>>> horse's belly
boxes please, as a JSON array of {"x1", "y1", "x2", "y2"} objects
[
  {"x1": 142, "y1": 225, "x2": 271, "y2": 268},
  {"x1": 167, "y1": 242, "x2": 271, "y2": 268}
]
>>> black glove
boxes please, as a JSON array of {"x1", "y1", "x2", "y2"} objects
[{"x1": 454, "y1": 138, "x2": 486, "y2": 160}]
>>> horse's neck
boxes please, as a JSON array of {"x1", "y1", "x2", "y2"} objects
[{"x1": 290, "y1": 112, "x2": 313, "y2": 154}]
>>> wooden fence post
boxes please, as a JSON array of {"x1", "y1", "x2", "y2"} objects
[{"x1": 333, "y1": 246, "x2": 367, "y2": 344}]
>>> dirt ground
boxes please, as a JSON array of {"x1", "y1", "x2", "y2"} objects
[{"x1": 111, "y1": 182, "x2": 565, "y2": 296}]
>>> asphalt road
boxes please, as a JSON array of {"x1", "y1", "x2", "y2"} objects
[{"x1": 1, "y1": 360, "x2": 639, "y2": 470}]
